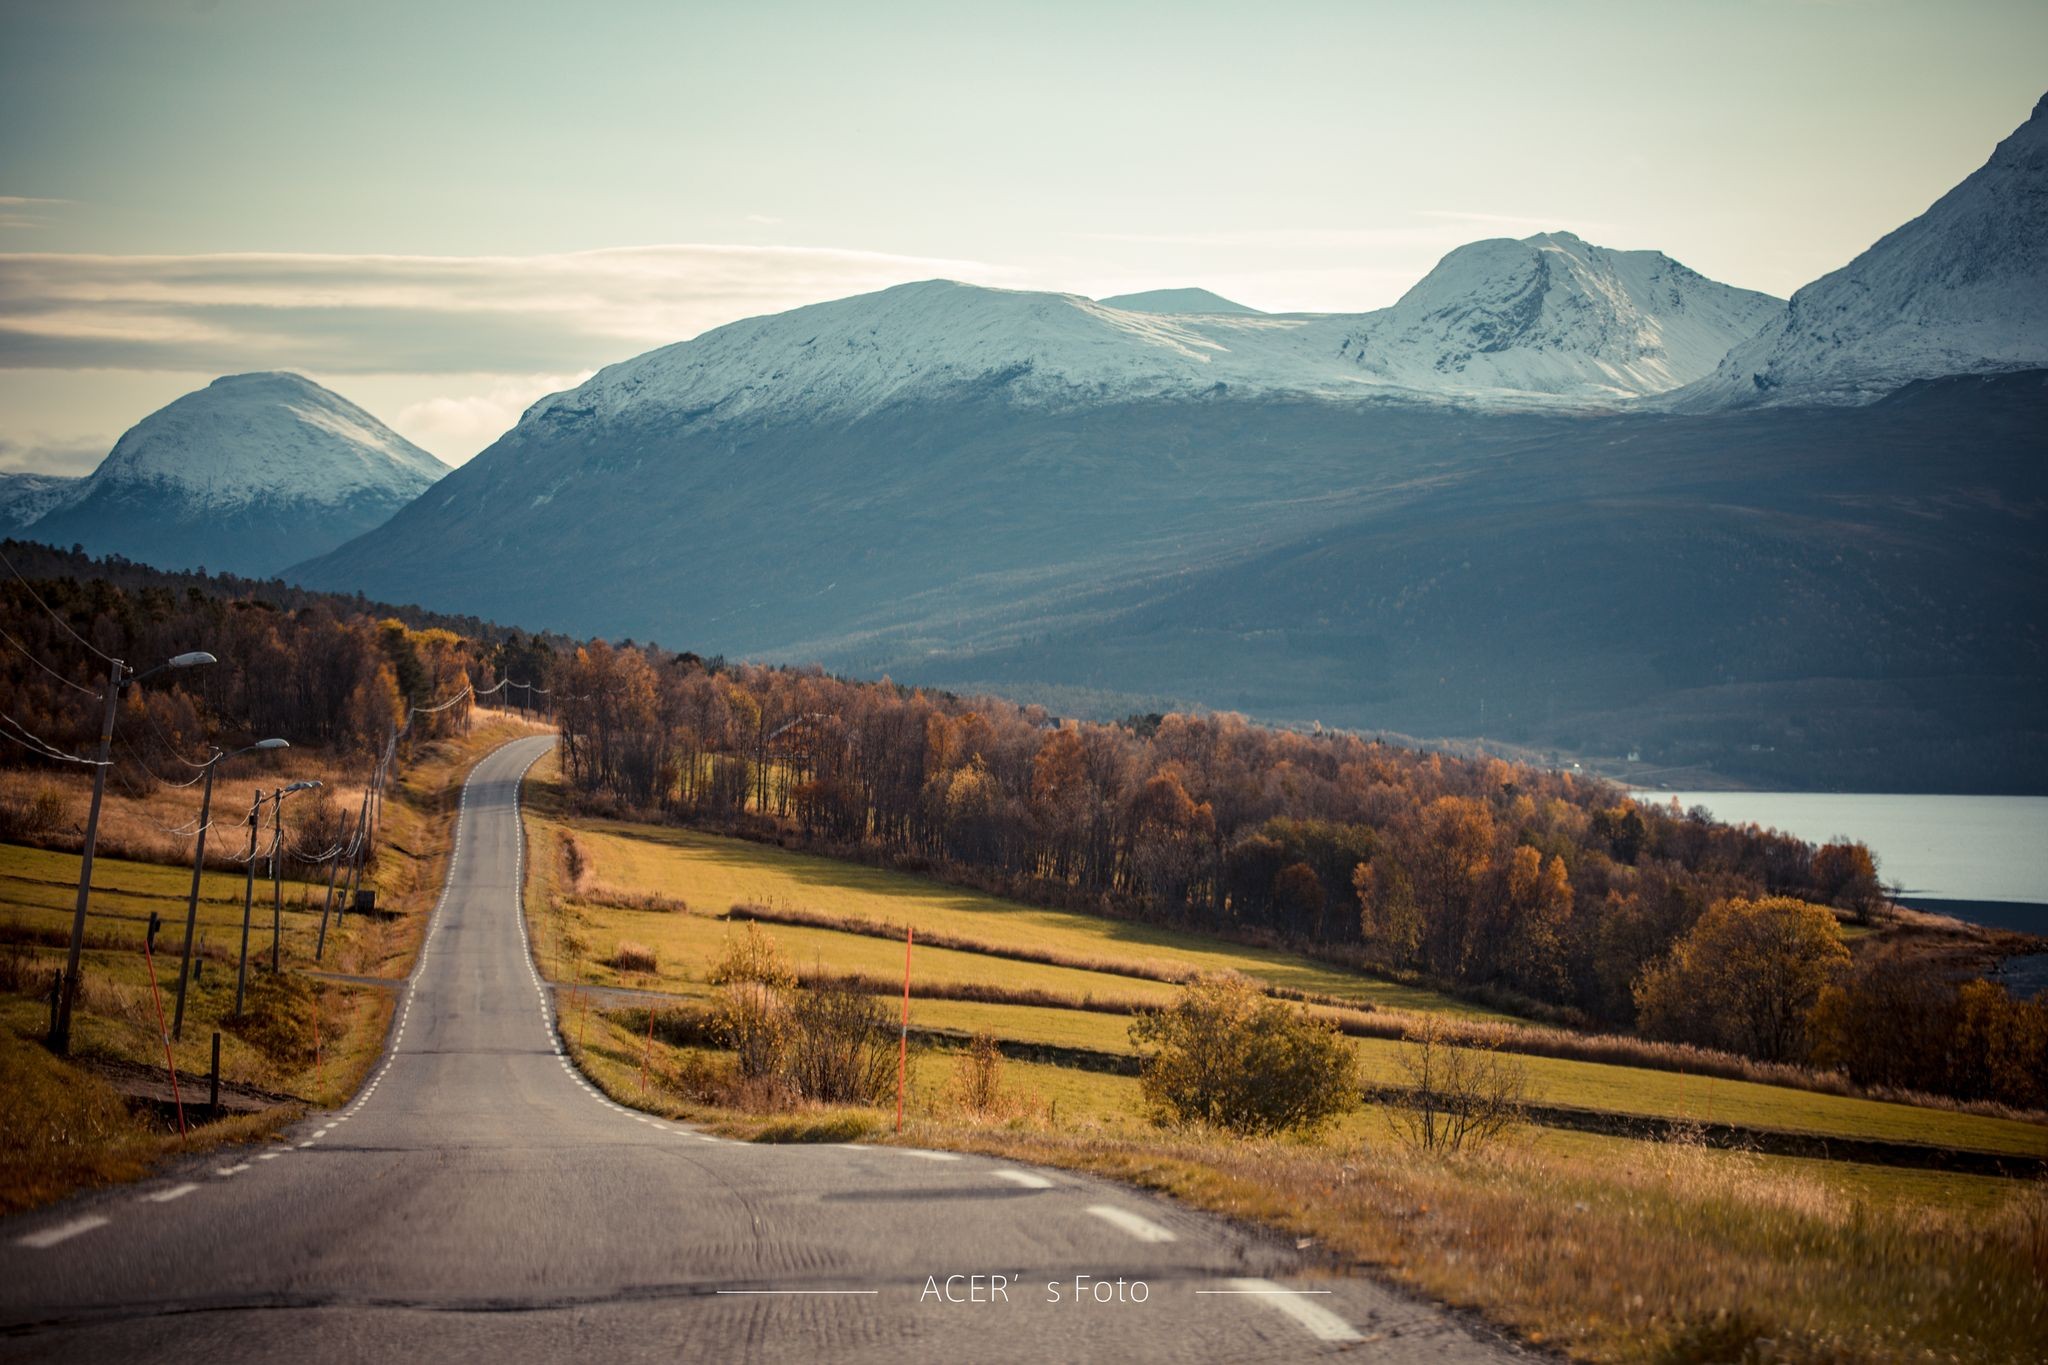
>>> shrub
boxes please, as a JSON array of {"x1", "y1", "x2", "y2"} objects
[
  {"x1": 1130, "y1": 973, "x2": 1357, "y2": 1136},
  {"x1": 0, "y1": 786, "x2": 68, "y2": 842},
  {"x1": 708, "y1": 922, "x2": 796, "y2": 989},
  {"x1": 609, "y1": 941, "x2": 658, "y2": 974},
  {"x1": 952, "y1": 1031, "x2": 1006, "y2": 1120},
  {"x1": 1393, "y1": 1017, "x2": 1526, "y2": 1154},
  {"x1": 715, "y1": 980, "x2": 790, "y2": 1080},
  {"x1": 783, "y1": 984, "x2": 895, "y2": 1105}
]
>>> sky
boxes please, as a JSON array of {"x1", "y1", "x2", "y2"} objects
[{"x1": 1, "y1": 0, "x2": 2044, "y2": 474}]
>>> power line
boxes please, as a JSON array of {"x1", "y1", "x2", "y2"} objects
[
  {"x1": 0, "y1": 544, "x2": 116, "y2": 665},
  {"x1": 0, "y1": 620, "x2": 96, "y2": 695},
  {"x1": 0, "y1": 712, "x2": 108, "y2": 766}
]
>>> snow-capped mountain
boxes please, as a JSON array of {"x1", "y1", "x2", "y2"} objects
[
  {"x1": 526, "y1": 233, "x2": 1771, "y2": 438},
  {"x1": 1675, "y1": 95, "x2": 2048, "y2": 409},
  {"x1": 0, "y1": 472, "x2": 77, "y2": 531},
  {"x1": 27, "y1": 372, "x2": 448, "y2": 577},
  {"x1": 1341, "y1": 233, "x2": 1783, "y2": 401},
  {"x1": 287, "y1": 231, "x2": 1777, "y2": 646},
  {"x1": 1097, "y1": 287, "x2": 1264, "y2": 316}
]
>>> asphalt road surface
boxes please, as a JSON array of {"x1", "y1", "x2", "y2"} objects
[{"x1": 2, "y1": 736, "x2": 1519, "y2": 1363}]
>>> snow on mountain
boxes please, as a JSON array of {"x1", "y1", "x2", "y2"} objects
[
  {"x1": 1096, "y1": 287, "x2": 1265, "y2": 316},
  {"x1": 1675, "y1": 94, "x2": 2048, "y2": 409},
  {"x1": 26, "y1": 372, "x2": 448, "y2": 576},
  {"x1": 0, "y1": 472, "x2": 78, "y2": 531},
  {"x1": 527, "y1": 280, "x2": 1366, "y2": 429},
  {"x1": 534, "y1": 238, "x2": 1769, "y2": 435},
  {"x1": 49, "y1": 371, "x2": 448, "y2": 514},
  {"x1": 1337, "y1": 232, "x2": 1783, "y2": 401}
]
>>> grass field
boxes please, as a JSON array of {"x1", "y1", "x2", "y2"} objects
[
  {"x1": 526, "y1": 773, "x2": 2048, "y2": 1160},
  {"x1": 546, "y1": 804, "x2": 1513, "y2": 1019}
]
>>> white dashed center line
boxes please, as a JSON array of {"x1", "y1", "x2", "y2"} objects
[
  {"x1": 992, "y1": 1169, "x2": 1053, "y2": 1189},
  {"x1": 215, "y1": 1163, "x2": 251, "y2": 1177},
  {"x1": 17, "y1": 1215, "x2": 109, "y2": 1248},
  {"x1": 1085, "y1": 1205, "x2": 1176, "y2": 1243}
]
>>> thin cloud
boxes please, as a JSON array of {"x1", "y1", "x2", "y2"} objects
[{"x1": 0, "y1": 243, "x2": 1017, "y2": 375}]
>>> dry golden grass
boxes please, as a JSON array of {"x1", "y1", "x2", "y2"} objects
[{"x1": 563, "y1": 1007, "x2": 2047, "y2": 1363}]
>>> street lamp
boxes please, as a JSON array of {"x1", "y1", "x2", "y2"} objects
[
  {"x1": 52, "y1": 650, "x2": 217, "y2": 1055},
  {"x1": 170, "y1": 738, "x2": 288, "y2": 1041},
  {"x1": 269, "y1": 780, "x2": 322, "y2": 973}
]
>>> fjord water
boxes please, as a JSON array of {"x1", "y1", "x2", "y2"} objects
[{"x1": 1642, "y1": 792, "x2": 2048, "y2": 927}]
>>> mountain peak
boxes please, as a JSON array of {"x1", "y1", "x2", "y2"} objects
[
  {"x1": 24, "y1": 373, "x2": 448, "y2": 576},
  {"x1": 1675, "y1": 92, "x2": 2048, "y2": 409},
  {"x1": 1344, "y1": 232, "x2": 1782, "y2": 400}
]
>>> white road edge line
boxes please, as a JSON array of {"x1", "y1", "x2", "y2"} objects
[
  {"x1": 17, "y1": 1215, "x2": 109, "y2": 1248},
  {"x1": 142, "y1": 1183, "x2": 199, "y2": 1203},
  {"x1": 1085, "y1": 1205, "x2": 1176, "y2": 1243},
  {"x1": 1214, "y1": 1279, "x2": 1361, "y2": 1342}
]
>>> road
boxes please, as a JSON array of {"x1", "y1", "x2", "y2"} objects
[{"x1": 1, "y1": 736, "x2": 1518, "y2": 1363}]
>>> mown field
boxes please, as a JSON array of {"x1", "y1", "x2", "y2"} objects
[{"x1": 524, "y1": 766, "x2": 2048, "y2": 1162}]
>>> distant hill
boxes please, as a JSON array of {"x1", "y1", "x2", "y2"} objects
[
  {"x1": 0, "y1": 473, "x2": 76, "y2": 531},
  {"x1": 24, "y1": 372, "x2": 447, "y2": 577}
]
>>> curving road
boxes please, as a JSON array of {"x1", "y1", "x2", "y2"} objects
[{"x1": 1, "y1": 736, "x2": 1517, "y2": 1363}]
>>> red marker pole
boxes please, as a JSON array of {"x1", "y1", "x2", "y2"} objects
[
  {"x1": 896, "y1": 925, "x2": 913, "y2": 1133},
  {"x1": 640, "y1": 1004, "x2": 656, "y2": 1094}
]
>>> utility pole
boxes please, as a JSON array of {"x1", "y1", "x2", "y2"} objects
[
  {"x1": 266, "y1": 780, "x2": 321, "y2": 972},
  {"x1": 171, "y1": 753, "x2": 219, "y2": 1042},
  {"x1": 316, "y1": 811, "x2": 347, "y2": 961},
  {"x1": 235, "y1": 790, "x2": 261, "y2": 1016},
  {"x1": 51, "y1": 649, "x2": 215, "y2": 1055},
  {"x1": 270, "y1": 786, "x2": 285, "y2": 973},
  {"x1": 173, "y1": 738, "x2": 286, "y2": 1040},
  {"x1": 51, "y1": 657, "x2": 123, "y2": 1054}
]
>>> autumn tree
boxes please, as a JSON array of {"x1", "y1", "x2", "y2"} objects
[{"x1": 1634, "y1": 897, "x2": 1849, "y2": 1063}]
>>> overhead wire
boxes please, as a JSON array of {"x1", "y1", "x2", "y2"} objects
[
  {"x1": 0, "y1": 620, "x2": 96, "y2": 696},
  {"x1": 0, "y1": 544, "x2": 116, "y2": 665},
  {"x1": 0, "y1": 712, "x2": 109, "y2": 766}
]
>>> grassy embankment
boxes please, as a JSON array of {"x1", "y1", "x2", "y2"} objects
[
  {"x1": 525, "y1": 755, "x2": 2048, "y2": 1363},
  {"x1": 0, "y1": 715, "x2": 545, "y2": 1213}
]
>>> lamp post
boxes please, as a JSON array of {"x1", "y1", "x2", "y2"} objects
[
  {"x1": 171, "y1": 738, "x2": 288, "y2": 1041},
  {"x1": 52, "y1": 650, "x2": 216, "y2": 1055},
  {"x1": 234, "y1": 789, "x2": 261, "y2": 1017},
  {"x1": 269, "y1": 780, "x2": 322, "y2": 972}
]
